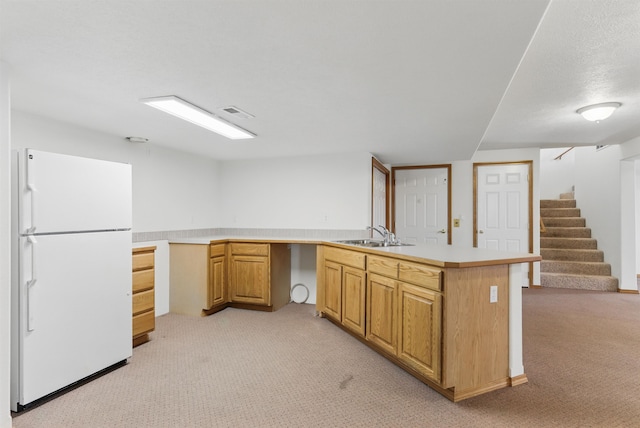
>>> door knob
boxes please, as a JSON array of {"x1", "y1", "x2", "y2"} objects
[
  {"x1": 437, "y1": 229, "x2": 446, "y2": 234},
  {"x1": 478, "y1": 230, "x2": 484, "y2": 234}
]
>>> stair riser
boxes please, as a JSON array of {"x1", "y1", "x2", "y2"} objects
[
  {"x1": 542, "y1": 218, "x2": 586, "y2": 227},
  {"x1": 541, "y1": 249, "x2": 604, "y2": 262},
  {"x1": 540, "y1": 208, "x2": 581, "y2": 217},
  {"x1": 540, "y1": 238, "x2": 597, "y2": 249},
  {"x1": 541, "y1": 228, "x2": 592, "y2": 238},
  {"x1": 541, "y1": 261, "x2": 611, "y2": 276},
  {"x1": 540, "y1": 199, "x2": 576, "y2": 208},
  {"x1": 541, "y1": 273, "x2": 618, "y2": 292},
  {"x1": 559, "y1": 192, "x2": 575, "y2": 199}
]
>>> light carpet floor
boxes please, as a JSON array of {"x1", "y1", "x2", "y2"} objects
[{"x1": 11, "y1": 288, "x2": 640, "y2": 427}]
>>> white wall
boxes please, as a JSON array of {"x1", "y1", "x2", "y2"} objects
[
  {"x1": 573, "y1": 145, "x2": 623, "y2": 284},
  {"x1": 218, "y1": 152, "x2": 372, "y2": 229},
  {"x1": 11, "y1": 111, "x2": 222, "y2": 233},
  {"x1": 539, "y1": 147, "x2": 575, "y2": 199},
  {"x1": 0, "y1": 61, "x2": 13, "y2": 428}
]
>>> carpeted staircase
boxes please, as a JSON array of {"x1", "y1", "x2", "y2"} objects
[{"x1": 540, "y1": 192, "x2": 618, "y2": 291}]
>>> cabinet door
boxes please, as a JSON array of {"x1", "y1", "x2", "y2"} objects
[
  {"x1": 323, "y1": 261, "x2": 342, "y2": 321},
  {"x1": 230, "y1": 255, "x2": 269, "y2": 305},
  {"x1": 208, "y1": 255, "x2": 226, "y2": 308},
  {"x1": 367, "y1": 273, "x2": 397, "y2": 355},
  {"x1": 342, "y1": 266, "x2": 366, "y2": 337},
  {"x1": 398, "y1": 283, "x2": 442, "y2": 383}
]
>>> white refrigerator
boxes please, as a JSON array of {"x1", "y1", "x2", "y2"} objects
[{"x1": 10, "y1": 149, "x2": 133, "y2": 411}]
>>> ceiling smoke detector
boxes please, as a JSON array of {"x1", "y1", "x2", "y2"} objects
[{"x1": 220, "y1": 106, "x2": 255, "y2": 120}]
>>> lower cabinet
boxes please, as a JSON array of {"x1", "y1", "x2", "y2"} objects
[
  {"x1": 320, "y1": 247, "x2": 366, "y2": 337},
  {"x1": 132, "y1": 246, "x2": 156, "y2": 347},
  {"x1": 397, "y1": 282, "x2": 442, "y2": 383},
  {"x1": 319, "y1": 245, "x2": 509, "y2": 401},
  {"x1": 208, "y1": 243, "x2": 227, "y2": 308},
  {"x1": 170, "y1": 241, "x2": 291, "y2": 316},
  {"x1": 366, "y1": 273, "x2": 397, "y2": 356},
  {"x1": 229, "y1": 243, "x2": 270, "y2": 306}
]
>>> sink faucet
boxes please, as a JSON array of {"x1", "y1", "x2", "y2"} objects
[{"x1": 367, "y1": 225, "x2": 396, "y2": 245}]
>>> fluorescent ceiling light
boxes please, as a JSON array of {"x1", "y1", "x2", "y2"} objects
[
  {"x1": 576, "y1": 102, "x2": 621, "y2": 122},
  {"x1": 140, "y1": 96, "x2": 255, "y2": 139}
]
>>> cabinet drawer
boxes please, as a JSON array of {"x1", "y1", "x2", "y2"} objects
[
  {"x1": 398, "y1": 262, "x2": 442, "y2": 291},
  {"x1": 210, "y1": 243, "x2": 226, "y2": 258},
  {"x1": 133, "y1": 289, "x2": 155, "y2": 316},
  {"x1": 324, "y1": 246, "x2": 366, "y2": 270},
  {"x1": 133, "y1": 269, "x2": 154, "y2": 293},
  {"x1": 230, "y1": 243, "x2": 269, "y2": 256},
  {"x1": 368, "y1": 255, "x2": 398, "y2": 278},
  {"x1": 133, "y1": 310, "x2": 155, "y2": 337},
  {"x1": 132, "y1": 251, "x2": 154, "y2": 271}
]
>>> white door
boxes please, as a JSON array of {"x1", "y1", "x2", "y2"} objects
[
  {"x1": 394, "y1": 168, "x2": 449, "y2": 245},
  {"x1": 372, "y1": 165, "x2": 387, "y2": 229},
  {"x1": 476, "y1": 163, "x2": 530, "y2": 285}
]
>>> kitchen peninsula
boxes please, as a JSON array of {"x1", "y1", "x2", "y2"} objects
[{"x1": 168, "y1": 235, "x2": 540, "y2": 402}]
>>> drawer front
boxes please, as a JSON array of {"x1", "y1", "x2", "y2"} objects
[
  {"x1": 133, "y1": 269, "x2": 154, "y2": 293},
  {"x1": 133, "y1": 310, "x2": 155, "y2": 337},
  {"x1": 133, "y1": 289, "x2": 155, "y2": 316},
  {"x1": 324, "y1": 246, "x2": 366, "y2": 270},
  {"x1": 210, "y1": 243, "x2": 226, "y2": 258},
  {"x1": 398, "y1": 262, "x2": 442, "y2": 291},
  {"x1": 132, "y1": 251, "x2": 154, "y2": 271},
  {"x1": 368, "y1": 255, "x2": 399, "y2": 278},
  {"x1": 230, "y1": 243, "x2": 269, "y2": 256}
]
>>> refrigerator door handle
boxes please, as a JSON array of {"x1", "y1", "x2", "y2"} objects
[
  {"x1": 26, "y1": 152, "x2": 37, "y2": 233},
  {"x1": 27, "y1": 235, "x2": 38, "y2": 331}
]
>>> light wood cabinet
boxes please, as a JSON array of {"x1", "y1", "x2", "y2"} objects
[
  {"x1": 397, "y1": 282, "x2": 441, "y2": 383},
  {"x1": 320, "y1": 246, "x2": 367, "y2": 338},
  {"x1": 367, "y1": 273, "x2": 397, "y2": 355},
  {"x1": 208, "y1": 243, "x2": 227, "y2": 308},
  {"x1": 317, "y1": 244, "x2": 511, "y2": 402},
  {"x1": 170, "y1": 241, "x2": 291, "y2": 315},
  {"x1": 132, "y1": 246, "x2": 156, "y2": 347}
]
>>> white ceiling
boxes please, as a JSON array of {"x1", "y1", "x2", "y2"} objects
[{"x1": 2, "y1": 0, "x2": 639, "y2": 165}]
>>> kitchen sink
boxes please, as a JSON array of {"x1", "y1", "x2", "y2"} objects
[{"x1": 334, "y1": 239, "x2": 413, "y2": 247}]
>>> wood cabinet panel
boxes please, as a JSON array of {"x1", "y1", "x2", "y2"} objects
[
  {"x1": 132, "y1": 289, "x2": 154, "y2": 316},
  {"x1": 132, "y1": 251, "x2": 154, "y2": 271},
  {"x1": 230, "y1": 243, "x2": 269, "y2": 256},
  {"x1": 132, "y1": 310, "x2": 155, "y2": 338},
  {"x1": 210, "y1": 243, "x2": 226, "y2": 258},
  {"x1": 208, "y1": 255, "x2": 226, "y2": 308},
  {"x1": 367, "y1": 273, "x2": 397, "y2": 355},
  {"x1": 398, "y1": 262, "x2": 442, "y2": 291},
  {"x1": 230, "y1": 255, "x2": 269, "y2": 305},
  {"x1": 323, "y1": 260, "x2": 342, "y2": 320},
  {"x1": 398, "y1": 282, "x2": 441, "y2": 383},
  {"x1": 341, "y1": 266, "x2": 366, "y2": 337},
  {"x1": 132, "y1": 269, "x2": 154, "y2": 293},
  {"x1": 368, "y1": 255, "x2": 398, "y2": 278},
  {"x1": 324, "y1": 246, "x2": 366, "y2": 270}
]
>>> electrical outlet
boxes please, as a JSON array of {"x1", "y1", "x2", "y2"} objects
[{"x1": 490, "y1": 285, "x2": 498, "y2": 303}]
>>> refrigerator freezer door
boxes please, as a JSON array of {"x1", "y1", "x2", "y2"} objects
[
  {"x1": 16, "y1": 231, "x2": 132, "y2": 407},
  {"x1": 19, "y1": 149, "x2": 132, "y2": 234}
]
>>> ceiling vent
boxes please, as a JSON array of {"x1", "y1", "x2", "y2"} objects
[{"x1": 220, "y1": 106, "x2": 255, "y2": 120}]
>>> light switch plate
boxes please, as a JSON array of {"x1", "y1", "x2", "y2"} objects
[
  {"x1": 490, "y1": 285, "x2": 498, "y2": 303},
  {"x1": 453, "y1": 218, "x2": 460, "y2": 227}
]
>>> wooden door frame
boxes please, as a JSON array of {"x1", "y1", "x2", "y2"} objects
[
  {"x1": 473, "y1": 160, "x2": 533, "y2": 286},
  {"x1": 391, "y1": 164, "x2": 452, "y2": 245},
  {"x1": 372, "y1": 157, "x2": 390, "y2": 229}
]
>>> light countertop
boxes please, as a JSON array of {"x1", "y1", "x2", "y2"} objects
[{"x1": 168, "y1": 235, "x2": 540, "y2": 268}]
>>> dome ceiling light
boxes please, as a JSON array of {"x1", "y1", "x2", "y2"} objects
[{"x1": 576, "y1": 102, "x2": 621, "y2": 122}]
